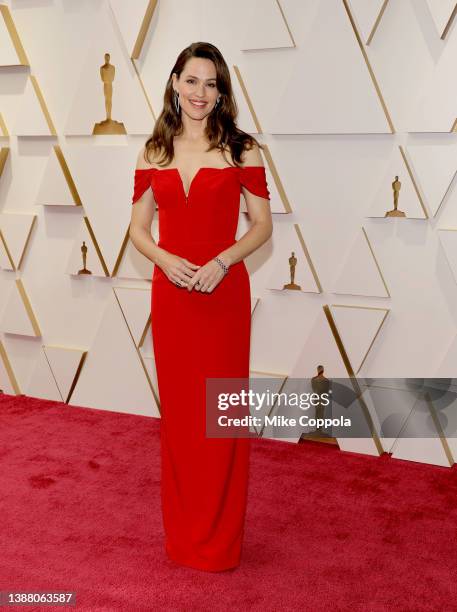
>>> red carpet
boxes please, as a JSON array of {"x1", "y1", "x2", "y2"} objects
[{"x1": 0, "y1": 393, "x2": 456, "y2": 611}]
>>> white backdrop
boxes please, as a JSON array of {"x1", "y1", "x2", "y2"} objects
[{"x1": 1, "y1": 0, "x2": 457, "y2": 466}]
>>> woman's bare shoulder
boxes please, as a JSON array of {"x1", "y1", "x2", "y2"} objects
[
  {"x1": 240, "y1": 141, "x2": 265, "y2": 167},
  {"x1": 135, "y1": 145, "x2": 161, "y2": 170}
]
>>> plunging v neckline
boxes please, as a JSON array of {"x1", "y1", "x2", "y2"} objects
[
  {"x1": 135, "y1": 165, "x2": 264, "y2": 204},
  {"x1": 164, "y1": 166, "x2": 236, "y2": 202},
  {"x1": 176, "y1": 167, "x2": 203, "y2": 199}
]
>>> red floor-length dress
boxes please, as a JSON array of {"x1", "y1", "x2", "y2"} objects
[{"x1": 132, "y1": 163, "x2": 271, "y2": 571}]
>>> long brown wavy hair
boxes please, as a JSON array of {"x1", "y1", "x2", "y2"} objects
[{"x1": 143, "y1": 42, "x2": 265, "y2": 168}]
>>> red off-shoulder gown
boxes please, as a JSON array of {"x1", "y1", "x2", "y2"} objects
[{"x1": 132, "y1": 164, "x2": 271, "y2": 571}]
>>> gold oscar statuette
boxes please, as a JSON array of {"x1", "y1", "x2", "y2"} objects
[
  {"x1": 92, "y1": 52, "x2": 127, "y2": 135},
  {"x1": 283, "y1": 251, "x2": 301, "y2": 290},
  {"x1": 78, "y1": 241, "x2": 92, "y2": 275},
  {"x1": 310, "y1": 365, "x2": 330, "y2": 435},
  {"x1": 385, "y1": 175, "x2": 406, "y2": 217}
]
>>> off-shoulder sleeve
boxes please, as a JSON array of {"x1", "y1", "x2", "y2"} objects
[
  {"x1": 132, "y1": 168, "x2": 153, "y2": 204},
  {"x1": 239, "y1": 166, "x2": 271, "y2": 200}
]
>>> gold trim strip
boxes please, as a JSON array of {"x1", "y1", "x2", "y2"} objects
[
  {"x1": 342, "y1": 0, "x2": 395, "y2": 133},
  {"x1": 53, "y1": 145, "x2": 82, "y2": 206},
  {"x1": 15, "y1": 278, "x2": 41, "y2": 336},
  {"x1": 0, "y1": 114, "x2": 9, "y2": 137},
  {"x1": 112, "y1": 226, "x2": 131, "y2": 278},
  {"x1": 441, "y1": 2, "x2": 457, "y2": 39},
  {"x1": 30, "y1": 75, "x2": 57, "y2": 136},
  {"x1": 17, "y1": 215, "x2": 37, "y2": 270},
  {"x1": 366, "y1": 0, "x2": 389, "y2": 45},
  {"x1": 258, "y1": 375, "x2": 289, "y2": 438},
  {"x1": 358, "y1": 307, "x2": 389, "y2": 373},
  {"x1": 323, "y1": 304, "x2": 384, "y2": 454},
  {"x1": 0, "y1": 340, "x2": 21, "y2": 394},
  {"x1": 399, "y1": 145, "x2": 429, "y2": 218},
  {"x1": 425, "y1": 392, "x2": 454, "y2": 466},
  {"x1": 362, "y1": 226, "x2": 391, "y2": 296},
  {"x1": 295, "y1": 223, "x2": 324, "y2": 292},
  {"x1": 233, "y1": 65, "x2": 263, "y2": 134},
  {"x1": 113, "y1": 288, "x2": 161, "y2": 412},
  {"x1": 66, "y1": 352, "x2": 88, "y2": 404},
  {"x1": 131, "y1": 59, "x2": 156, "y2": 120},
  {"x1": 83, "y1": 217, "x2": 110, "y2": 277},
  {"x1": 275, "y1": 0, "x2": 296, "y2": 47},
  {"x1": 0, "y1": 5, "x2": 29, "y2": 66},
  {"x1": 131, "y1": 0, "x2": 158, "y2": 59},
  {"x1": 42, "y1": 346, "x2": 64, "y2": 402},
  {"x1": 0, "y1": 146, "x2": 9, "y2": 175},
  {"x1": 0, "y1": 229, "x2": 16, "y2": 270},
  {"x1": 331, "y1": 304, "x2": 390, "y2": 373},
  {"x1": 260, "y1": 143, "x2": 292, "y2": 213}
]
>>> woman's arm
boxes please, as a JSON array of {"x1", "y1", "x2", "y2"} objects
[
  {"x1": 216, "y1": 142, "x2": 273, "y2": 268},
  {"x1": 129, "y1": 147, "x2": 201, "y2": 285},
  {"x1": 129, "y1": 147, "x2": 167, "y2": 265}
]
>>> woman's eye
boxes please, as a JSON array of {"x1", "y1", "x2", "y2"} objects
[{"x1": 186, "y1": 79, "x2": 216, "y2": 88}]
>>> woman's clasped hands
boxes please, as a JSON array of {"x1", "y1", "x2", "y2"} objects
[{"x1": 157, "y1": 252, "x2": 227, "y2": 293}]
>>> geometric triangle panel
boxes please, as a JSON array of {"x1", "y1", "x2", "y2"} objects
[
  {"x1": 70, "y1": 290, "x2": 160, "y2": 417},
  {"x1": 64, "y1": 3, "x2": 153, "y2": 134},
  {"x1": 270, "y1": 0, "x2": 392, "y2": 133}
]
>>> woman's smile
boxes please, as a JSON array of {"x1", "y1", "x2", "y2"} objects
[{"x1": 189, "y1": 99, "x2": 207, "y2": 108}]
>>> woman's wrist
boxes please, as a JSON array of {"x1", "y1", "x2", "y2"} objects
[
  {"x1": 152, "y1": 246, "x2": 168, "y2": 266},
  {"x1": 216, "y1": 252, "x2": 233, "y2": 267},
  {"x1": 214, "y1": 254, "x2": 230, "y2": 275}
]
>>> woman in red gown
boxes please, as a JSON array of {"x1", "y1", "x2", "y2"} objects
[{"x1": 129, "y1": 42, "x2": 272, "y2": 572}]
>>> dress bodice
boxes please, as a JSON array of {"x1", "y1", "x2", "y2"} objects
[{"x1": 131, "y1": 165, "x2": 270, "y2": 256}]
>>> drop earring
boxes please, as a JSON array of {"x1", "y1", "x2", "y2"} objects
[{"x1": 174, "y1": 90, "x2": 180, "y2": 113}]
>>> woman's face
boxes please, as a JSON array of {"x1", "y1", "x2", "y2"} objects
[{"x1": 172, "y1": 57, "x2": 219, "y2": 118}]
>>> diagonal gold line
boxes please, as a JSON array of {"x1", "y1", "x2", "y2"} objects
[
  {"x1": 362, "y1": 226, "x2": 391, "y2": 296},
  {"x1": 131, "y1": 59, "x2": 156, "y2": 120},
  {"x1": 131, "y1": 0, "x2": 158, "y2": 59},
  {"x1": 30, "y1": 75, "x2": 57, "y2": 136},
  {"x1": 0, "y1": 5, "x2": 29, "y2": 66},
  {"x1": 399, "y1": 145, "x2": 429, "y2": 218},
  {"x1": 275, "y1": 0, "x2": 296, "y2": 47},
  {"x1": 330, "y1": 304, "x2": 390, "y2": 374},
  {"x1": 113, "y1": 287, "x2": 161, "y2": 412},
  {"x1": 323, "y1": 304, "x2": 384, "y2": 454},
  {"x1": 356, "y1": 308, "x2": 389, "y2": 373},
  {"x1": 424, "y1": 392, "x2": 454, "y2": 466},
  {"x1": 257, "y1": 375, "x2": 289, "y2": 438},
  {"x1": 83, "y1": 216, "x2": 110, "y2": 277},
  {"x1": 54, "y1": 145, "x2": 83, "y2": 206},
  {"x1": 0, "y1": 340, "x2": 21, "y2": 394},
  {"x1": 295, "y1": 223, "x2": 323, "y2": 292},
  {"x1": 0, "y1": 114, "x2": 9, "y2": 137},
  {"x1": 441, "y1": 2, "x2": 457, "y2": 39},
  {"x1": 366, "y1": 0, "x2": 389, "y2": 45},
  {"x1": 0, "y1": 229, "x2": 16, "y2": 270},
  {"x1": 233, "y1": 65, "x2": 263, "y2": 134},
  {"x1": 0, "y1": 147, "x2": 9, "y2": 175},
  {"x1": 260, "y1": 143, "x2": 293, "y2": 213},
  {"x1": 17, "y1": 215, "x2": 37, "y2": 270},
  {"x1": 342, "y1": 0, "x2": 395, "y2": 133},
  {"x1": 112, "y1": 226, "x2": 131, "y2": 278},
  {"x1": 42, "y1": 346, "x2": 65, "y2": 403},
  {"x1": 16, "y1": 278, "x2": 42, "y2": 336},
  {"x1": 65, "y1": 352, "x2": 88, "y2": 404}
]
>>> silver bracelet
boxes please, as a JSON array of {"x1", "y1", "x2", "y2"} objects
[{"x1": 213, "y1": 256, "x2": 229, "y2": 275}]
